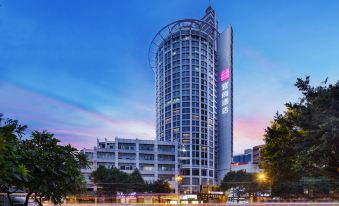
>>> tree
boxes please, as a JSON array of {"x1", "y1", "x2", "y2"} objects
[
  {"x1": 90, "y1": 166, "x2": 130, "y2": 195},
  {"x1": 291, "y1": 77, "x2": 339, "y2": 179},
  {"x1": 0, "y1": 114, "x2": 88, "y2": 206},
  {"x1": 128, "y1": 169, "x2": 145, "y2": 193},
  {"x1": 0, "y1": 114, "x2": 28, "y2": 206},
  {"x1": 260, "y1": 112, "x2": 304, "y2": 196},
  {"x1": 20, "y1": 131, "x2": 88, "y2": 206},
  {"x1": 147, "y1": 180, "x2": 171, "y2": 193},
  {"x1": 220, "y1": 170, "x2": 258, "y2": 203},
  {"x1": 261, "y1": 77, "x2": 339, "y2": 197},
  {"x1": 90, "y1": 165, "x2": 115, "y2": 195},
  {"x1": 91, "y1": 167, "x2": 172, "y2": 195}
]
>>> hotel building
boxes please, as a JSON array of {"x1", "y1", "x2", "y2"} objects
[
  {"x1": 149, "y1": 6, "x2": 233, "y2": 192},
  {"x1": 82, "y1": 5, "x2": 233, "y2": 194}
]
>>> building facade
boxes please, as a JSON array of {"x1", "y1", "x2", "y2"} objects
[
  {"x1": 252, "y1": 145, "x2": 263, "y2": 164},
  {"x1": 82, "y1": 138, "x2": 178, "y2": 192},
  {"x1": 233, "y1": 149, "x2": 252, "y2": 164},
  {"x1": 149, "y1": 6, "x2": 233, "y2": 192},
  {"x1": 230, "y1": 145, "x2": 263, "y2": 174}
]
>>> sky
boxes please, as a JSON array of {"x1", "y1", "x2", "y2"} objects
[{"x1": 0, "y1": 0, "x2": 339, "y2": 154}]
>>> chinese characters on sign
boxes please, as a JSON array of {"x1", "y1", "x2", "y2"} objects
[
  {"x1": 221, "y1": 68, "x2": 230, "y2": 114},
  {"x1": 221, "y1": 68, "x2": 230, "y2": 81}
]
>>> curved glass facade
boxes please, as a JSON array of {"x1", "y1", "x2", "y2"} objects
[
  {"x1": 155, "y1": 24, "x2": 217, "y2": 192},
  {"x1": 150, "y1": 6, "x2": 233, "y2": 193}
]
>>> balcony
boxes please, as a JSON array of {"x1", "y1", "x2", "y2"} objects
[
  {"x1": 139, "y1": 144, "x2": 154, "y2": 152},
  {"x1": 139, "y1": 154, "x2": 154, "y2": 162},
  {"x1": 118, "y1": 143, "x2": 136, "y2": 152},
  {"x1": 118, "y1": 153, "x2": 136, "y2": 162},
  {"x1": 158, "y1": 154, "x2": 175, "y2": 163},
  {"x1": 140, "y1": 164, "x2": 155, "y2": 173}
]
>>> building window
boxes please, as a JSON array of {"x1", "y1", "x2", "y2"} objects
[
  {"x1": 158, "y1": 154, "x2": 175, "y2": 161},
  {"x1": 140, "y1": 154, "x2": 154, "y2": 160},
  {"x1": 140, "y1": 164, "x2": 154, "y2": 172},
  {"x1": 118, "y1": 153, "x2": 136, "y2": 160},
  {"x1": 119, "y1": 163, "x2": 135, "y2": 171},
  {"x1": 118, "y1": 143, "x2": 135, "y2": 150},
  {"x1": 158, "y1": 164, "x2": 175, "y2": 171}
]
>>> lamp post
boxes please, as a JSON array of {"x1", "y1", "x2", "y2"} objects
[
  {"x1": 175, "y1": 175, "x2": 183, "y2": 204},
  {"x1": 175, "y1": 175, "x2": 183, "y2": 194},
  {"x1": 256, "y1": 172, "x2": 271, "y2": 199},
  {"x1": 257, "y1": 172, "x2": 267, "y2": 182}
]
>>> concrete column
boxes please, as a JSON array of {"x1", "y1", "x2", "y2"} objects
[{"x1": 136, "y1": 141, "x2": 140, "y2": 169}]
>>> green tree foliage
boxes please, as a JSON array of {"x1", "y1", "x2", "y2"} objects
[
  {"x1": 91, "y1": 166, "x2": 131, "y2": 195},
  {"x1": 0, "y1": 114, "x2": 88, "y2": 206},
  {"x1": 90, "y1": 166, "x2": 172, "y2": 194},
  {"x1": 292, "y1": 77, "x2": 339, "y2": 178},
  {"x1": 147, "y1": 180, "x2": 171, "y2": 193},
  {"x1": 261, "y1": 77, "x2": 339, "y2": 196},
  {"x1": 260, "y1": 111, "x2": 304, "y2": 196},
  {"x1": 20, "y1": 131, "x2": 88, "y2": 206},
  {"x1": 128, "y1": 169, "x2": 145, "y2": 193},
  {"x1": 220, "y1": 170, "x2": 261, "y2": 203},
  {"x1": 0, "y1": 114, "x2": 28, "y2": 206}
]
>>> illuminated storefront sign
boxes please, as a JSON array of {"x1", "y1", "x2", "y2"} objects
[{"x1": 221, "y1": 68, "x2": 230, "y2": 114}]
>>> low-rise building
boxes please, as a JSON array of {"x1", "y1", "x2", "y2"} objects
[
  {"x1": 252, "y1": 145, "x2": 263, "y2": 165},
  {"x1": 230, "y1": 145, "x2": 263, "y2": 174},
  {"x1": 81, "y1": 137, "x2": 179, "y2": 191},
  {"x1": 232, "y1": 149, "x2": 252, "y2": 164}
]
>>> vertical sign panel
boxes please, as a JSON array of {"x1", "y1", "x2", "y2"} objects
[{"x1": 216, "y1": 27, "x2": 233, "y2": 183}]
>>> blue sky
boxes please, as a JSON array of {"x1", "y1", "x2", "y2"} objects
[{"x1": 0, "y1": 0, "x2": 338, "y2": 154}]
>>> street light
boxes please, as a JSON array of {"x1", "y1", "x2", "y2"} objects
[
  {"x1": 175, "y1": 175, "x2": 183, "y2": 203},
  {"x1": 175, "y1": 175, "x2": 183, "y2": 182},
  {"x1": 175, "y1": 175, "x2": 183, "y2": 195},
  {"x1": 256, "y1": 172, "x2": 272, "y2": 199},
  {"x1": 256, "y1": 172, "x2": 268, "y2": 183}
]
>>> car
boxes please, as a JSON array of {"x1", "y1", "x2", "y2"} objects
[{"x1": 11, "y1": 196, "x2": 38, "y2": 206}]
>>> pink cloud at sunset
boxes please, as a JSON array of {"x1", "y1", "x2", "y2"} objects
[{"x1": 233, "y1": 115, "x2": 271, "y2": 154}]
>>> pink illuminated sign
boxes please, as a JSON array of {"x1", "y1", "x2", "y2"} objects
[{"x1": 221, "y1": 68, "x2": 230, "y2": 81}]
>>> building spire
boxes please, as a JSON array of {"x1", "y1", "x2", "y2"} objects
[
  {"x1": 202, "y1": 2, "x2": 217, "y2": 29},
  {"x1": 205, "y1": 0, "x2": 213, "y2": 13}
]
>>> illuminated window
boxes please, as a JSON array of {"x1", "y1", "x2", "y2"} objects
[{"x1": 173, "y1": 128, "x2": 180, "y2": 133}]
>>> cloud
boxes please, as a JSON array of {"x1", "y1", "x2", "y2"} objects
[
  {"x1": 233, "y1": 115, "x2": 269, "y2": 154},
  {"x1": 0, "y1": 82, "x2": 155, "y2": 149},
  {"x1": 234, "y1": 115, "x2": 268, "y2": 139},
  {"x1": 232, "y1": 47, "x2": 296, "y2": 153}
]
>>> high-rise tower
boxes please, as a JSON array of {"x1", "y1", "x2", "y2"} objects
[{"x1": 149, "y1": 6, "x2": 233, "y2": 192}]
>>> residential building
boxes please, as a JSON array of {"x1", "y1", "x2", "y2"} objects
[{"x1": 81, "y1": 138, "x2": 178, "y2": 192}]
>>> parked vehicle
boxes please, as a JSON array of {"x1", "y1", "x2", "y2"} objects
[{"x1": 0, "y1": 195, "x2": 38, "y2": 206}]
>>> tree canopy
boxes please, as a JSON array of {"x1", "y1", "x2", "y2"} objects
[
  {"x1": 147, "y1": 180, "x2": 171, "y2": 193},
  {"x1": 20, "y1": 131, "x2": 88, "y2": 206},
  {"x1": 0, "y1": 114, "x2": 88, "y2": 206},
  {"x1": 90, "y1": 166, "x2": 172, "y2": 194},
  {"x1": 0, "y1": 114, "x2": 28, "y2": 206},
  {"x1": 220, "y1": 170, "x2": 265, "y2": 202},
  {"x1": 91, "y1": 166, "x2": 130, "y2": 195},
  {"x1": 261, "y1": 77, "x2": 339, "y2": 196},
  {"x1": 128, "y1": 169, "x2": 145, "y2": 193}
]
